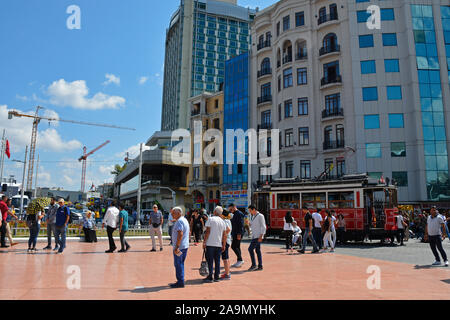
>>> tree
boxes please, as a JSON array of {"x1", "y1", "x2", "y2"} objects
[{"x1": 111, "y1": 164, "x2": 127, "y2": 176}]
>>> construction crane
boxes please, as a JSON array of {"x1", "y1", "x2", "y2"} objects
[
  {"x1": 78, "y1": 141, "x2": 110, "y2": 193},
  {"x1": 8, "y1": 106, "x2": 135, "y2": 193}
]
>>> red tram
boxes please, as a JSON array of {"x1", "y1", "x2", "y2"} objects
[{"x1": 253, "y1": 174, "x2": 399, "y2": 242}]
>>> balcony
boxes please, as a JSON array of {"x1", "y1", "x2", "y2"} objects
[
  {"x1": 207, "y1": 177, "x2": 220, "y2": 184},
  {"x1": 191, "y1": 109, "x2": 201, "y2": 116},
  {"x1": 257, "y1": 123, "x2": 272, "y2": 130},
  {"x1": 257, "y1": 68, "x2": 272, "y2": 78},
  {"x1": 282, "y1": 54, "x2": 292, "y2": 65},
  {"x1": 257, "y1": 40, "x2": 271, "y2": 51},
  {"x1": 322, "y1": 108, "x2": 344, "y2": 119},
  {"x1": 318, "y1": 13, "x2": 338, "y2": 25},
  {"x1": 319, "y1": 45, "x2": 340, "y2": 56},
  {"x1": 257, "y1": 95, "x2": 272, "y2": 105},
  {"x1": 323, "y1": 140, "x2": 345, "y2": 151},
  {"x1": 321, "y1": 75, "x2": 342, "y2": 87},
  {"x1": 295, "y1": 53, "x2": 308, "y2": 61}
]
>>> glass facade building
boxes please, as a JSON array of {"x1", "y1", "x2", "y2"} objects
[
  {"x1": 411, "y1": 4, "x2": 449, "y2": 201},
  {"x1": 222, "y1": 52, "x2": 249, "y2": 202}
]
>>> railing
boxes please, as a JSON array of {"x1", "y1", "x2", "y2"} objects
[
  {"x1": 282, "y1": 54, "x2": 292, "y2": 64},
  {"x1": 323, "y1": 140, "x2": 345, "y2": 150},
  {"x1": 322, "y1": 108, "x2": 344, "y2": 119},
  {"x1": 319, "y1": 45, "x2": 340, "y2": 56},
  {"x1": 257, "y1": 68, "x2": 272, "y2": 78},
  {"x1": 295, "y1": 53, "x2": 308, "y2": 60},
  {"x1": 257, "y1": 40, "x2": 271, "y2": 50},
  {"x1": 191, "y1": 109, "x2": 201, "y2": 116},
  {"x1": 257, "y1": 95, "x2": 272, "y2": 105},
  {"x1": 258, "y1": 123, "x2": 272, "y2": 130},
  {"x1": 321, "y1": 75, "x2": 342, "y2": 86},
  {"x1": 318, "y1": 13, "x2": 338, "y2": 25}
]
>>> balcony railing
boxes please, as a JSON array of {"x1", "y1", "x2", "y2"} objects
[
  {"x1": 318, "y1": 13, "x2": 338, "y2": 25},
  {"x1": 257, "y1": 40, "x2": 271, "y2": 51},
  {"x1": 321, "y1": 75, "x2": 342, "y2": 86},
  {"x1": 258, "y1": 123, "x2": 272, "y2": 130},
  {"x1": 257, "y1": 68, "x2": 272, "y2": 78},
  {"x1": 319, "y1": 45, "x2": 340, "y2": 56},
  {"x1": 322, "y1": 108, "x2": 344, "y2": 119},
  {"x1": 257, "y1": 95, "x2": 272, "y2": 105},
  {"x1": 295, "y1": 52, "x2": 308, "y2": 61},
  {"x1": 282, "y1": 54, "x2": 292, "y2": 64},
  {"x1": 191, "y1": 109, "x2": 201, "y2": 116},
  {"x1": 323, "y1": 140, "x2": 345, "y2": 150}
]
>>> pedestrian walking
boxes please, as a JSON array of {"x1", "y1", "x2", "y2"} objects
[
  {"x1": 229, "y1": 203, "x2": 245, "y2": 268},
  {"x1": 220, "y1": 210, "x2": 232, "y2": 280},
  {"x1": 425, "y1": 206, "x2": 448, "y2": 266},
  {"x1": 299, "y1": 207, "x2": 319, "y2": 254},
  {"x1": 312, "y1": 209, "x2": 323, "y2": 249},
  {"x1": 5, "y1": 199, "x2": 18, "y2": 247},
  {"x1": 190, "y1": 209, "x2": 204, "y2": 245},
  {"x1": 0, "y1": 195, "x2": 9, "y2": 248},
  {"x1": 396, "y1": 211, "x2": 407, "y2": 246},
  {"x1": 322, "y1": 210, "x2": 334, "y2": 252},
  {"x1": 118, "y1": 204, "x2": 130, "y2": 252},
  {"x1": 54, "y1": 199, "x2": 70, "y2": 254},
  {"x1": 81, "y1": 211, "x2": 96, "y2": 243},
  {"x1": 170, "y1": 207, "x2": 190, "y2": 288},
  {"x1": 43, "y1": 197, "x2": 59, "y2": 250},
  {"x1": 149, "y1": 204, "x2": 164, "y2": 252},
  {"x1": 247, "y1": 204, "x2": 266, "y2": 271},
  {"x1": 102, "y1": 201, "x2": 119, "y2": 253},
  {"x1": 202, "y1": 206, "x2": 229, "y2": 283},
  {"x1": 283, "y1": 211, "x2": 294, "y2": 253}
]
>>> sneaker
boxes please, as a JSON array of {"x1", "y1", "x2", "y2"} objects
[
  {"x1": 53, "y1": 246, "x2": 59, "y2": 251},
  {"x1": 118, "y1": 249, "x2": 126, "y2": 253},
  {"x1": 445, "y1": 261, "x2": 449, "y2": 267},
  {"x1": 213, "y1": 278, "x2": 220, "y2": 282},
  {"x1": 432, "y1": 261, "x2": 442, "y2": 266},
  {"x1": 247, "y1": 265, "x2": 258, "y2": 272},
  {"x1": 202, "y1": 277, "x2": 213, "y2": 283},
  {"x1": 330, "y1": 248, "x2": 335, "y2": 253},
  {"x1": 105, "y1": 249, "x2": 115, "y2": 253},
  {"x1": 57, "y1": 250, "x2": 64, "y2": 254},
  {"x1": 150, "y1": 249, "x2": 156, "y2": 252},
  {"x1": 312, "y1": 249, "x2": 320, "y2": 254},
  {"x1": 43, "y1": 246, "x2": 52, "y2": 250},
  {"x1": 235, "y1": 261, "x2": 244, "y2": 268},
  {"x1": 220, "y1": 274, "x2": 231, "y2": 280},
  {"x1": 257, "y1": 266, "x2": 263, "y2": 271},
  {"x1": 125, "y1": 245, "x2": 131, "y2": 252},
  {"x1": 170, "y1": 282, "x2": 185, "y2": 288}
]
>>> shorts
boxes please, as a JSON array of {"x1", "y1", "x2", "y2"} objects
[{"x1": 221, "y1": 243, "x2": 230, "y2": 260}]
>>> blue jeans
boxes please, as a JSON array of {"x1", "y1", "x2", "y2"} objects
[
  {"x1": 54, "y1": 226, "x2": 67, "y2": 252},
  {"x1": 173, "y1": 248, "x2": 188, "y2": 284},
  {"x1": 302, "y1": 228, "x2": 318, "y2": 251},
  {"x1": 206, "y1": 246, "x2": 222, "y2": 279},
  {"x1": 248, "y1": 239, "x2": 262, "y2": 268},
  {"x1": 28, "y1": 223, "x2": 40, "y2": 248}
]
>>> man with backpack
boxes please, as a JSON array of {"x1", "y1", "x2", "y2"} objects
[{"x1": 54, "y1": 199, "x2": 70, "y2": 254}]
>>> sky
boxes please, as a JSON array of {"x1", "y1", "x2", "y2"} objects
[{"x1": 0, "y1": 0, "x2": 277, "y2": 191}]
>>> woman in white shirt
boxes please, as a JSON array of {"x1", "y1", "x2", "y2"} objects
[{"x1": 283, "y1": 211, "x2": 294, "y2": 253}]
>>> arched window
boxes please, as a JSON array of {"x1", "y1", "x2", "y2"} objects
[
  {"x1": 323, "y1": 33, "x2": 338, "y2": 50},
  {"x1": 336, "y1": 125, "x2": 344, "y2": 144},
  {"x1": 297, "y1": 40, "x2": 307, "y2": 59},
  {"x1": 282, "y1": 40, "x2": 292, "y2": 64},
  {"x1": 261, "y1": 58, "x2": 271, "y2": 72},
  {"x1": 324, "y1": 126, "x2": 333, "y2": 143}
]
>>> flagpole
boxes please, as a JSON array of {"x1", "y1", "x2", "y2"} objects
[{"x1": 0, "y1": 129, "x2": 5, "y2": 185}]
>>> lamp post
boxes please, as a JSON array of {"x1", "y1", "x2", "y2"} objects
[
  {"x1": 136, "y1": 143, "x2": 143, "y2": 228},
  {"x1": 12, "y1": 145, "x2": 28, "y2": 217}
]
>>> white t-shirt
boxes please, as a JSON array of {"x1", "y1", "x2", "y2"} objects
[
  {"x1": 331, "y1": 216, "x2": 336, "y2": 231},
  {"x1": 283, "y1": 217, "x2": 294, "y2": 231},
  {"x1": 205, "y1": 216, "x2": 227, "y2": 247},
  {"x1": 312, "y1": 212, "x2": 323, "y2": 228},
  {"x1": 397, "y1": 215, "x2": 404, "y2": 229},
  {"x1": 223, "y1": 219, "x2": 232, "y2": 245}
]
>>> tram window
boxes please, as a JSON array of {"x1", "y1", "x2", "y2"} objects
[
  {"x1": 278, "y1": 194, "x2": 300, "y2": 209},
  {"x1": 302, "y1": 193, "x2": 326, "y2": 209},
  {"x1": 328, "y1": 192, "x2": 354, "y2": 208}
]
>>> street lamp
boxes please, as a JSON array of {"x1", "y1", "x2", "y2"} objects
[{"x1": 12, "y1": 145, "x2": 28, "y2": 217}]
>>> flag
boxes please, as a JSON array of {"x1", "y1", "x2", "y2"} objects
[{"x1": 5, "y1": 140, "x2": 10, "y2": 159}]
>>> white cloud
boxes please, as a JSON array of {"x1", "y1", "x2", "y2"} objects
[
  {"x1": 62, "y1": 175, "x2": 74, "y2": 186},
  {"x1": 102, "y1": 73, "x2": 120, "y2": 86},
  {"x1": 0, "y1": 105, "x2": 82, "y2": 154},
  {"x1": 138, "y1": 76, "x2": 149, "y2": 85},
  {"x1": 99, "y1": 164, "x2": 114, "y2": 174},
  {"x1": 47, "y1": 79, "x2": 125, "y2": 110},
  {"x1": 37, "y1": 165, "x2": 51, "y2": 186}
]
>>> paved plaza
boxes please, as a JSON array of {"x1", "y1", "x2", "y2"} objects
[{"x1": 0, "y1": 238, "x2": 449, "y2": 300}]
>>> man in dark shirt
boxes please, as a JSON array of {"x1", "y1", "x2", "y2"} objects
[
  {"x1": 0, "y1": 196, "x2": 9, "y2": 248},
  {"x1": 229, "y1": 203, "x2": 245, "y2": 268},
  {"x1": 299, "y1": 207, "x2": 319, "y2": 254},
  {"x1": 54, "y1": 199, "x2": 70, "y2": 254}
]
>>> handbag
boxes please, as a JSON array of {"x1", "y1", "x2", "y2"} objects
[{"x1": 199, "y1": 249, "x2": 209, "y2": 277}]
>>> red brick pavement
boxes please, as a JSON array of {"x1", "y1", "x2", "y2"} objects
[{"x1": 0, "y1": 239, "x2": 448, "y2": 300}]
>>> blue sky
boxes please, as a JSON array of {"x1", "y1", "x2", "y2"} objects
[{"x1": 0, "y1": 0, "x2": 276, "y2": 191}]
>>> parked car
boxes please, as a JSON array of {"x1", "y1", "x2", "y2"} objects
[{"x1": 70, "y1": 209, "x2": 83, "y2": 224}]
